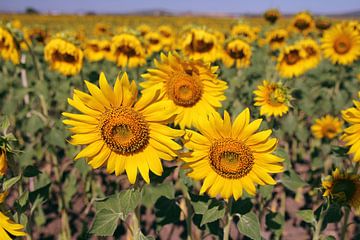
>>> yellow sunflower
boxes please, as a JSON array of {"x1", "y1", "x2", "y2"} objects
[
  {"x1": 315, "y1": 18, "x2": 332, "y2": 31},
  {"x1": 230, "y1": 24, "x2": 257, "y2": 43},
  {"x1": 341, "y1": 92, "x2": 360, "y2": 162},
  {"x1": 0, "y1": 212, "x2": 27, "y2": 240},
  {"x1": 111, "y1": 33, "x2": 146, "y2": 68},
  {"x1": 182, "y1": 28, "x2": 220, "y2": 63},
  {"x1": 44, "y1": 38, "x2": 84, "y2": 76},
  {"x1": 276, "y1": 45, "x2": 307, "y2": 78},
  {"x1": 263, "y1": 28, "x2": 288, "y2": 50},
  {"x1": 94, "y1": 23, "x2": 111, "y2": 36},
  {"x1": 322, "y1": 168, "x2": 360, "y2": 212},
  {"x1": 311, "y1": 115, "x2": 343, "y2": 139},
  {"x1": 321, "y1": 23, "x2": 360, "y2": 65},
  {"x1": 158, "y1": 25, "x2": 175, "y2": 51},
  {"x1": 289, "y1": 12, "x2": 315, "y2": 35},
  {"x1": 253, "y1": 80, "x2": 291, "y2": 117},
  {"x1": 137, "y1": 24, "x2": 152, "y2": 36},
  {"x1": 264, "y1": 9, "x2": 281, "y2": 24},
  {"x1": 63, "y1": 72, "x2": 184, "y2": 184},
  {"x1": 183, "y1": 109, "x2": 284, "y2": 200},
  {"x1": 0, "y1": 27, "x2": 20, "y2": 65},
  {"x1": 298, "y1": 39, "x2": 321, "y2": 71},
  {"x1": 144, "y1": 31, "x2": 164, "y2": 55},
  {"x1": 84, "y1": 39, "x2": 114, "y2": 62},
  {"x1": 141, "y1": 52, "x2": 227, "y2": 129},
  {"x1": 221, "y1": 38, "x2": 252, "y2": 69}
]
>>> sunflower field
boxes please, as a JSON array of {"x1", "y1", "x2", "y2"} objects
[{"x1": 0, "y1": 10, "x2": 360, "y2": 239}]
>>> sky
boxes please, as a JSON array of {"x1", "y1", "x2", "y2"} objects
[{"x1": 1, "y1": 0, "x2": 360, "y2": 14}]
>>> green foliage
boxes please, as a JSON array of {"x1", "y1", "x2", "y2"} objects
[{"x1": 237, "y1": 212, "x2": 261, "y2": 240}]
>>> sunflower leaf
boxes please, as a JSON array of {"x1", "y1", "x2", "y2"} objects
[{"x1": 237, "y1": 212, "x2": 261, "y2": 240}]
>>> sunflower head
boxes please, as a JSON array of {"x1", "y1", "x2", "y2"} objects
[
  {"x1": 276, "y1": 44, "x2": 307, "y2": 78},
  {"x1": 145, "y1": 31, "x2": 164, "y2": 55},
  {"x1": 94, "y1": 23, "x2": 111, "y2": 36},
  {"x1": 264, "y1": 28, "x2": 288, "y2": 50},
  {"x1": 311, "y1": 115, "x2": 343, "y2": 139},
  {"x1": 298, "y1": 39, "x2": 321, "y2": 71},
  {"x1": 141, "y1": 52, "x2": 227, "y2": 129},
  {"x1": 316, "y1": 18, "x2": 332, "y2": 31},
  {"x1": 222, "y1": 38, "x2": 252, "y2": 68},
  {"x1": 321, "y1": 23, "x2": 360, "y2": 65},
  {"x1": 253, "y1": 80, "x2": 291, "y2": 117},
  {"x1": 230, "y1": 24, "x2": 257, "y2": 42},
  {"x1": 183, "y1": 109, "x2": 284, "y2": 200},
  {"x1": 63, "y1": 72, "x2": 184, "y2": 184},
  {"x1": 137, "y1": 24, "x2": 152, "y2": 36},
  {"x1": 0, "y1": 27, "x2": 20, "y2": 64},
  {"x1": 44, "y1": 38, "x2": 83, "y2": 76},
  {"x1": 111, "y1": 33, "x2": 146, "y2": 68},
  {"x1": 290, "y1": 12, "x2": 315, "y2": 35},
  {"x1": 322, "y1": 168, "x2": 360, "y2": 211},
  {"x1": 264, "y1": 9, "x2": 281, "y2": 24}
]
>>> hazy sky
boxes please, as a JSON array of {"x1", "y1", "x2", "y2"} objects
[{"x1": 1, "y1": 0, "x2": 360, "y2": 14}]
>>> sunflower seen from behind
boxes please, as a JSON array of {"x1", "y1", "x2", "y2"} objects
[
  {"x1": 221, "y1": 38, "x2": 252, "y2": 69},
  {"x1": 341, "y1": 92, "x2": 360, "y2": 162},
  {"x1": 63, "y1": 72, "x2": 184, "y2": 184},
  {"x1": 141, "y1": 52, "x2": 227, "y2": 129},
  {"x1": 183, "y1": 109, "x2": 284, "y2": 200},
  {"x1": 253, "y1": 80, "x2": 291, "y2": 118},
  {"x1": 321, "y1": 23, "x2": 360, "y2": 65},
  {"x1": 311, "y1": 115, "x2": 343, "y2": 140},
  {"x1": 44, "y1": 38, "x2": 83, "y2": 76}
]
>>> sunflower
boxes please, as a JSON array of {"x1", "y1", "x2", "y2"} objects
[
  {"x1": 230, "y1": 24, "x2": 257, "y2": 43},
  {"x1": 276, "y1": 45, "x2": 307, "y2": 78},
  {"x1": 298, "y1": 39, "x2": 321, "y2": 71},
  {"x1": 290, "y1": 12, "x2": 315, "y2": 35},
  {"x1": 26, "y1": 27, "x2": 48, "y2": 44},
  {"x1": 221, "y1": 38, "x2": 252, "y2": 69},
  {"x1": 0, "y1": 212, "x2": 27, "y2": 240},
  {"x1": 0, "y1": 27, "x2": 20, "y2": 65},
  {"x1": 137, "y1": 24, "x2": 152, "y2": 36},
  {"x1": 144, "y1": 31, "x2": 164, "y2": 55},
  {"x1": 63, "y1": 72, "x2": 183, "y2": 184},
  {"x1": 264, "y1": 9, "x2": 281, "y2": 24},
  {"x1": 316, "y1": 18, "x2": 332, "y2": 31},
  {"x1": 321, "y1": 24, "x2": 360, "y2": 65},
  {"x1": 341, "y1": 92, "x2": 360, "y2": 162},
  {"x1": 44, "y1": 38, "x2": 84, "y2": 76},
  {"x1": 182, "y1": 28, "x2": 220, "y2": 62},
  {"x1": 141, "y1": 52, "x2": 227, "y2": 129},
  {"x1": 311, "y1": 115, "x2": 343, "y2": 139},
  {"x1": 263, "y1": 28, "x2": 288, "y2": 50},
  {"x1": 158, "y1": 25, "x2": 175, "y2": 51},
  {"x1": 182, "y1": 109, "x2": 284, "y2": 200},
  {"x1": 84, "y1": 39, "x2": 114, "y2": 62},
  {"x1": 0, "y1": 148, "x2": 7, "y2": 176},
  {"x1": 94, "y1": 23, "x2": 111, "y2": 36},
  {"x1": 322, "y1": 168, "x2": 360, "y2": 212},
  {"x1": 111, "y1": 33, "x2": 146, "y2": 68},
  {"x1": 253, "y1": 80, "x2": 291, "y2": 117}
]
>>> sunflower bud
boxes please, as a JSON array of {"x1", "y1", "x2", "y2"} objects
[{"x1": 0, "y1": 148, "x2": 8, "y2": 176}]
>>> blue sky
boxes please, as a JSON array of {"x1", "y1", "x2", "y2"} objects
[{"x1": 1, "y1": 0, "x2": 360, "y2": 14}]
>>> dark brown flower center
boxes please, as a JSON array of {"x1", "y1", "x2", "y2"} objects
[
  {"x1": 334, "y1": 36, "x2": 351, "y2": 54},
  {"x1": 284, "y1": 50, "x2": 301, "y2": 65}
]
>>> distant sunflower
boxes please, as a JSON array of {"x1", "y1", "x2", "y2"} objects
[
  {"x1": 322, "y1": 168, "x2": 360, "y2": 212},
  {"x1": 158, "y1": 25, "x2": 175, "y2": 51},
  {"x1": 253, "y1": 80, "x2": 291, "y2": 117},
  {"x1": 290, "y1": 12, "x2": 315, "y2": 35},
  {"x1": 341, "y1": 92, "x2": 360, "y2": 162},
  {"x1": 264, "y1": 9, "x2": 281, "y2": 24},
  {"x1": 231, "y1": 24, "x2": 257, "y2": 43},
  {"x1": 264, "y1": 28, "x2": 288, "y2": 50},
  {"x1": 94, "y1": 23, "x2": 111, "y2": 36},
  {"x1": 298, "y1": 39, "x2": 321, "y2": 70},
  {"x1": 111, "y1": 33, "x2": 146, "y2": 68},
  {"x1": 316, "y1": 18, "x2": 332, "y2": 31},
  {"x1": 321, "y1": 24, "x2": 360, "y2": 65},
  {"x1": 221, "y1": 38, "x2": 252, "y2": 69},
  {"x1": 276, "y1": 45, "x2": 307, "y2": 78},
  {"x1": 141, "y1": 52, "x2": 227, "y2": 129},
  {"x1": 63, "y1": 72, "x2": 183, "y2": 184},
  {"x1": 145, "y1": 31, "x2": 164, "y2": 55},
  {"x1": 182, "y1": 28, "x2": 220, "y2": 62},
  {"x1": 84, "y1": 39, "x2": 114, "y2": 62},
  {"x1": 0, "y1": 27, "x2": 20, "y2": 65},
  {"x1": 44, "y1": 38, "x2": 83, "y2": 76},
  {"x1": 137, "y1": 24, "x2": 152, "y2": 36},
  {"x1": 311, "y1": 115, "x2": 343, "y2": 139},
  {"x1": 183, "y1": 109, "x2": 284, "y2": 200}
]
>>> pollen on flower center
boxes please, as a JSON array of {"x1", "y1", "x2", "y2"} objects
[
  {"x1": 99, "y1": 107, "x2": 149, "y2": 155},
  {"x1": 167, "y1": 71, "x2": 203, "y2": 107},
  {"x1": 334, "y1": 37, "x2": 351, "y2": 54},
  {"x1": 209, "y1": 138, "x2": 254, "y2": 179},
  {"x1": 269, "y1": 88, "x2": 286, "y2": 105}
]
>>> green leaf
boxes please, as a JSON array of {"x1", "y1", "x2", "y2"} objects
[
  {"x1": 237, "y1": 212, "x2": 261, "y2": 240},
  {"x1": 29, "y1": 183, "x2": 51, "y2": 204},
  {"x1": 231, "y1": 198, "x2": 253, "y2": 215},
  {"x1": 23, "y1": 165, "x2": 42, "y2": 177},
  {"x1": 45, "y1": 128, "x2": 66, "y2": 148},
  {"x1": 155, "y1": 196, "x2": 181, "y2": 225},
  {"x1": 3, "y1": 175, "x2": 21, "y2": 190},
  {"x1": 281, "y1": 169, "x2": 307, "y2": 192},
  {"x1": 265, "y1": 212, "x2": 284, "y2": 237},
  {"x1": 258, "y1": 185, "x2": 274, "y2": 201},
  {"x1": 142, "y1": 182, "x2": 174, "y2": 208},
  {"x1": 296, "y1": 210, "x2": 315, "y2": 224},
  {"x1": 200, "y1": 202, "x2": 225, "y2": 226},
  {"x1": 90, "y1": 209, "x2": 120, "y2": 236},
  {"x1": 138, "y1": 231, "x2": 156, "y2": 240}
]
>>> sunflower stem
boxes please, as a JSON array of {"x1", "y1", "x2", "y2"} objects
[
  {"x1": 340, "y1": 206, "x2": 350, "y2": 240},
  {"x1": 313, "y1": 204, "x2": 327, "y2": 240},
  {"x1": 223, "y1": 198, "x2": 233, "y2": 240}
]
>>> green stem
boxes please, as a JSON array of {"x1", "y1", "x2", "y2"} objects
[
  {"x1": 340, "y1": 207, "x2": 350, "y2": 240},
  {"x1": 223, "y1": 199, "x2": 233, "y2": 240},
  {"x1": 313, "y1": 205, "x2": 327, "y2": 240}
]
